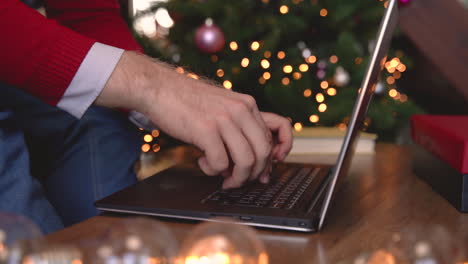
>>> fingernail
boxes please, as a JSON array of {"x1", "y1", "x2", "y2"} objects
[{"x1": 260, "y1": 175, "x2": 269, "y2": 184}]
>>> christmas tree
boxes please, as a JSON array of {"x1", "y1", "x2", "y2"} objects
[{"x1": 133, "y1": 0, "x2": 422, "y2": 141}]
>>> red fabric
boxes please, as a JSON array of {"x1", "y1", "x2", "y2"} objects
[
  {"x1": 0, "y1": 0, "x2": 142, "y2": 106},
  {"x1": 411, "y1": 115, "x2": 468, "y2": 173}
]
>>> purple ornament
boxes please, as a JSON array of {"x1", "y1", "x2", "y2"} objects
[
  {"x1": 398, "y1": 0, "x2": 412, "y2": 6},
  {"x1": 194, "y1": 23, "x2": 225, "y2": 54}
]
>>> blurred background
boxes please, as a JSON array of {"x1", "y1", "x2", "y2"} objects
[{"x1": 27, "y1": 0, "x2": 468, "y2": 143}]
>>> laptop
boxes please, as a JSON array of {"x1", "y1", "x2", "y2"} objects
[{"x1": 95, "y1": 0, "x2": 399, "y2": 233}]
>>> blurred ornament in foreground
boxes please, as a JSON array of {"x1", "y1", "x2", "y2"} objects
[
  {"x1": 0, "y1": 212, "x2": 44, "y2": 263},
  {"x1": 334, "y1": 66, "x2": 350, "y2": 87},
  {"x1": 177, "y1": 218, "x2": 268, "y2": 264},
  {"x1": 195, "y1": 19, "x2": 225, "y2": 54},
  {"x1": 91, "y1": 217, "x2": 178, "y2": 264}
]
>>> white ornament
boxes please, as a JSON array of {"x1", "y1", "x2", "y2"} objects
[
  {"x1": 375, "y1": 82, "x2": 385, "y2": 94},
  {"x1": 334, "y1": 66, "x2": 350, "y2": 87}
]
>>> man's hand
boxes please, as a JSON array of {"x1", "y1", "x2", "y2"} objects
[{"x1": 97, "y1": 51, "x2": 292, "y2": 189}]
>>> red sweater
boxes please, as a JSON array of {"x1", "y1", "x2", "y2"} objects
[{"x1": 0, "y1": 0, "x2": 142, "y2": 106}]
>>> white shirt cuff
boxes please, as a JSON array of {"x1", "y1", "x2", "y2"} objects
[{"x1": 57, "y1": 42, "x2": 124, "y2": 118}]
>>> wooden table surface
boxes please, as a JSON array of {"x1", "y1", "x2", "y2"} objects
[{"x1": 46, "y1": 144, "x2": 468, "y2": 263}]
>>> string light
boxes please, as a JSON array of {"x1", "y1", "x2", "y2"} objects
[
  {"x1": 210, "y1": 55, "x2": 218, "y2": 62},
  {"x1": 329, "y1": 55, "x2": 339, "y2": 64},
  {"x1": 152, "y1": 144, "x2": 161, "y2": 152},
  {"x1": 388, "y1": 88, "x2": 398, "y2": 97},
  {"x1": 282, "y1": 77, "x2": 290, "y2": 85},
  {"x1": 393, "y1": 71, "x2": 402, "y2": 79},
  {"x1": 316, "y1": 93, "x2": 325, "y2": 103},
  {"x1": 355, "y1": 57, "x2": 363, "y2": 65},
  {"x1": 397, "y1": 64, "x2": 407, "y2": 72},
  {"x1": 283, "y1": 65, "x2": 293, "y2": 74},
  {"x1": 386, "y1": 76, "x2": 395, "y2": 85},
  {"x1": 251, "y1": 41, "x2": 260, "y2": 51},
  {"x1": 260, "y1": 59, "x2": 270, "y2": 69},
  {"x1": 143, "y1": 134, "x2": 153, "y2": 143},
  {"x1": 263, "y1": 72, "x2": 271, "y2": 80},
  {"x1": 320, "y1": 81, "x2": 329, "y2": 89},
  {"x1": 141, "y1": 144, "x2": 150, "y2": 152},
  {"x1": 151, "y1": 130, "x2": 160, "y2": 137},
  {"x1": 294, "y1": 122, "x2": 303, "y2": 131},
  {"x1": 175, "y1": 67, "x2": 184, "y2": 74},
  {"x1": 306, "y1": 55, "x2": 317, "y2": 64},
  {"x1": 303, "y1": 89, "x2": 312, "y2": 97},
  {"x1": 320, "y1": 8, "x2": 328, "y2": 17},
  {"x1": 318, "y1": 103, "x2": 327, "y2": 112},
  {"x1": 299, "y1": 64, "x2": 309, "y2": 72},
  {"x1": 277, "y1": 51, "x2": 286, "y2": 59},
  {"x1": 229, "y1": 41, "x2": 238, "y2": 51},
  {"x1": 309, "y1": 115, "x2": 319, "y2": 123},
  {"x1": 279, "y1": 5, "x2": 289, "y2": 14},
  {"x1": 327, "y1": 88, "x2": 337, "y2": 96},
  {"x1": 223, "y1": 80, "x2": 233, "y2": 89},
  {"x1": 241, "y1": 58, "x2": 250, "y2": 67},
  {"x1": 259, "y1": 77, "x2": 266, "y2": 84},
  {"x1": 187, "y1": 73, "x2": 199, "y2": 79},
  {"x1": 216, "y1": 69, "x2": 225, "y2": 77},
  {"x1": 293, "y1": 72, "x2": 302, "y2": 80},
  {"x1": 264, "y1": 51, "x2": 272, "y2": 58}
]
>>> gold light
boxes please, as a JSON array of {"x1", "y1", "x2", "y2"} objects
[
  {"x1": 327, "y1": 88, "x2": 337, "y2": 96},
  {"x1": 303, "y1": 89, "x2": 312, "y2": 97},
  {"x1": 299, "y1": 64, "x2": 309, "y2": 72},
  {"x1": 393, "y1": 71, "x2": 402, "y2": 79},
  {"x1": 294, "y1": 122, "x2": 303, "y2": 131},
  {"x1": 261, "y1": 59, "x2": 270, "y2": 69},
  {"x1": 264, "y1": 51, "x2": 272, "y2": 58},
  {"x1": 387, "y1": 76, "x2": 395, "y2": 85},
  {"x1": 143, "y1": 134, "x2": 153, "y2": 143},
  {"x1": 277, "y1": 51, "x2": 286, "y2": 59},
  {"x1": 141, "y1": 144, "x2": 150, "y2": 152},
  {"x1": 223, "y1": 80, "x2": 233, "y2": 89},
  {"x1": 175, "y1": 67, "x2": 184, "y2": 74},
  {"x1": 282, "y1": 77, "x2": 290, "y2": 85},
  {"x1": 293, "y1": 72, "x2": 302, "y2": 80},
  {"x1": 397, "y1": 64, "x2": 407, "y2": 72},
  {"x1": 316, "y1": 93, "x2": 325, "y2": 103},
  {"x1": 259, "y1": 77, "x2": 266, "y2": 84},
  {"x1": 187, "y1": 73, "x2": 199, "y2": 79},
  {"x1": 318, "y1": 103, "x2": 327, "y2": 112},
  {"x1": 241, "y1": 58, "x2": 250, "y2": 67},
  {"x1": 263, "y1": 72, "x2": 271, "y2": 80},
  {"x1": 279, "y1": 5, "x2": 289, "y2": 14},
  {"x1": 306, "y1": 55, "x2": 317, "y2": 64},
  {"x1": 320, "y1": 81, "x2": 329, "y2": 89},
  {"x1": 355, "y1": 57, "x2": 363, "y2": 65},
  {"x1": 216, "y1": 69, "x2": 225, "y2": 77},
  {"x1": 229, "y1": 41, "x2": 238, "y2": 51},
  {"x1": 329, "y1": 55, "x2": 338, "y2": 64},
  {"x1": 152, "y1": 144, "x2": 161, "y2": 152},
  {"x1": 151, "y1": 130, "x2": 160, "y2": 137},
  {"x1": 283, "y1": 65, "x2": 293, "y2": 74},
  {"x1": 309, "y1": 115, "x2": 319, "y2": 123},
  {"x1": 320, "y1": 8, "x2": 328, "y2": 17},
  {"x1": 251, "y1": 41, "x2": 260, "y2": 51},
  {"x1": 210, "y1": 55, "x2": 218, "y2": 62},
  {"x1": 389, "y1": 89, "x2": 398, "y2": 97}
]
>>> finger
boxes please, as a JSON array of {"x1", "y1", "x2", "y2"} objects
[
  {"x1": 260, "y1": 112, "x2": 293, "y2": 161},
  {"x1": 195, "y1": 128, "x2": 230, "y2": 176},
  {"x1": 217, "y1": 118, "x2": 256, "y2": 189},
  {"x1": 231, "y1": 107, "x2": 272, "y2": 182}
]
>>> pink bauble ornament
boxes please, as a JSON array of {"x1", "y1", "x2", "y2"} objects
[
  {"x1": 398, "y1": 0, "x2": 412, "y2": 6},
  {"x1": 194, "y1": 23, "x2": 225, "y2": 54}
]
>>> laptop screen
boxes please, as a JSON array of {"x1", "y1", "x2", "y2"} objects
[{"x1": 318, "y1": 0, "x2": 399, "y2": 230}]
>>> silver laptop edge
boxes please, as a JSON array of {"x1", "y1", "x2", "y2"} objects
[{"x1": 317, "y1": 0, "x2": 399, "y2": 230}]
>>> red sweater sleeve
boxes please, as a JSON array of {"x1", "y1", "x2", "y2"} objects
[
  {"x1": 45, "y1": 0, "x2": 143, "y2": 52},
  {"x1": 0, "y1": 0, "x2": 96, "y2": 105}
]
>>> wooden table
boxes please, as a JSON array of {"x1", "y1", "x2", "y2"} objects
[{"x1": 46, "y1": 144, "x2": 468, "y2": 263}]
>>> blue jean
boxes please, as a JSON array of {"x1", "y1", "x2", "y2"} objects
[{"x1": 0, "y1": 85, "x2": 141, "y2": 233}]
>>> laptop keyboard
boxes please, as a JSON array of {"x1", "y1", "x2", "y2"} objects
[{"x1": 201, "y1": 166, "x2": 321, "y2": 210}]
